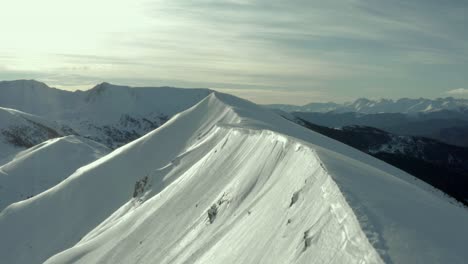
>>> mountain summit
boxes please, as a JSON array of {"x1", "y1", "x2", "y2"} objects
[{"x1": 1, "y1": 90, "x2": 466, "y2": 264}]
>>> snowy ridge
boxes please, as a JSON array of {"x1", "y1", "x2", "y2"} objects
[
  {"x1": 48, "y1": 128, "x2": 381, "y2": 264},
  {"x1": 0, "y1": 107, "x2": 70, "y2": 165},
  {"x1": 0, "y1": 93, "x2": 467, "y2": 264},
  {"x1": 0, "y1": 135, "x2": 110, "y2": 211},
  {"x1": 0, "y1": 80, "x2": 212, "y2": 122},
  {"x1": 0, "y1": 80, "x2": 80, "y2": 116}
]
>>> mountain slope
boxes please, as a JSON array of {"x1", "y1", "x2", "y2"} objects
[
  {"x1": 0, "y1": 107, "x2": 71, "y2": 165},
  {"x1": 70, "y1": 83, "x2": 212, "y2": 148},
  {"x1": 0, "y1": 136, "x2": 110, "y2": 211},
  {"x1": 0, "y1": 80, "x2": 212, "y2": 148},
  {"x1": 290, "y1": 118, "x2": 468, "y2": 205},
  {"x1": 0, "y1": 93, "x2": 467, "y2": 264},
  {"x1": 0, "y1": 80, "x2": 80, "y2": 116}
]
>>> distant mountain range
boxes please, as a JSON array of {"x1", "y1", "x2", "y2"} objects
[
  {"x1": 267, "y1": 97, "x2": 468, "y2": 114},
  {"x1": 267, "y1": 96, "x2": 468, "y2": 147},
  {"x1": 292, "y1": 111, "x2": 468, "y2": 147}
]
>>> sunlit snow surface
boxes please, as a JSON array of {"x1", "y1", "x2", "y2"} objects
[{"x1": 0, "y1": 93, "x2": 467, "y2": 264}]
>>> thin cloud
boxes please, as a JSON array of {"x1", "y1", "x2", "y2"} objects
[
  {"x1": 447, "y1": 88, "x2": 468, "y2": 95},
  {"x1": 215, "y1": 87, "x2": 333, "y2": 105}
]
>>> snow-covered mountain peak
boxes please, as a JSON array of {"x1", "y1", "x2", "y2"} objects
[
  {"x1": 92, "y1": 81, "x2": 114, "y2": 90},
  {"x1": 0, "y1": 88, "x2": 467, "y2": 263},
  {"x1": 0, "y1": 80, "x2": 79, "y2": 116},
  {"x1": 83, "y1": 83, "x2": 138, "y2": 114},
  {"x1": 85, "y1": 82, "x2": 134, "y2": 102},
  {"x1": 0, "y1": 79, "x2": 50, "y2": 90},
  {"x1": 44, "y1": 92, "x2": 468, "y2": 263},
  {"x1": 0, "y1": 80, "x2": 213, "y2": 121},
  {"x1": 0, "y1": 80, "x2": 216, "y2": 148}
]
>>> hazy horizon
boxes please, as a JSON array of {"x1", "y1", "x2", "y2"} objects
[{"x1": 3, "y1": 78, "x2": 468, "y2": 106}]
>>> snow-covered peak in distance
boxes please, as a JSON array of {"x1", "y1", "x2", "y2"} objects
[
  {"x1": 0, "y1": 80, "x2": 214, "y2": 148},
  {"x1": 0, "y1": 80, "x2": 80, "y2": 117},
  {"x1": 0, "y1": 80, "x2": 213, "y2": 121},
  {"x1": 1, "y1": 92, "x2": 466, "y2": 264},
  {"x1": 0, "y1": 79, "x2": 50, "y2": 90},
  {"x1": 267, "y1": 97, "x2": 468, "y2": 114},
  {"x1": 79, "y1": 82, "x2": 212, "y2": 122},
  {"x1": 85, "y1": 82, "x2": 132, "y2": 101}
]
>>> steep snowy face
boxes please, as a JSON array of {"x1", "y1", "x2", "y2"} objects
[
  {"x1": 0, "y1": 93, "x2": 467, "y2": 264},
  {"x1": 0, "y1": 136, "x2": 110, "y2": 211},
  {"x1": 0, "y1": 93, "x2": 241, "y2": 264},
  {"x1": 47, "y1": 129, "x2": 382, "y2": 264}
]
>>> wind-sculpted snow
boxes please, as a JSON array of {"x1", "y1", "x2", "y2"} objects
[{"x1": 0, "y1": 93, "x2": 467, "y2": 264}]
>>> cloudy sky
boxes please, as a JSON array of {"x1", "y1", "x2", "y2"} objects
[{"x1": 1, "y1": 0, "x2": 467, "y2": 104}]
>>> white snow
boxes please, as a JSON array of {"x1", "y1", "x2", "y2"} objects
[
  {"x1": 423, "y1": 104, "x2": 433, "y2": 112},
  {"x1": 0, "y1": 107, "x2": 66, "y2": 165},
  {"x1": 0, "y1": 80, "x2": 213, "y2": 149},
  {"x1": 0, "y1": 91, "x2": 467, "y2": 264},
  {"x1": 0, "y1": 81, "x2": 211, "y2": 123},
  {"x1": 0, "y1": 136, "x2": 110, "y2": 211}
]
